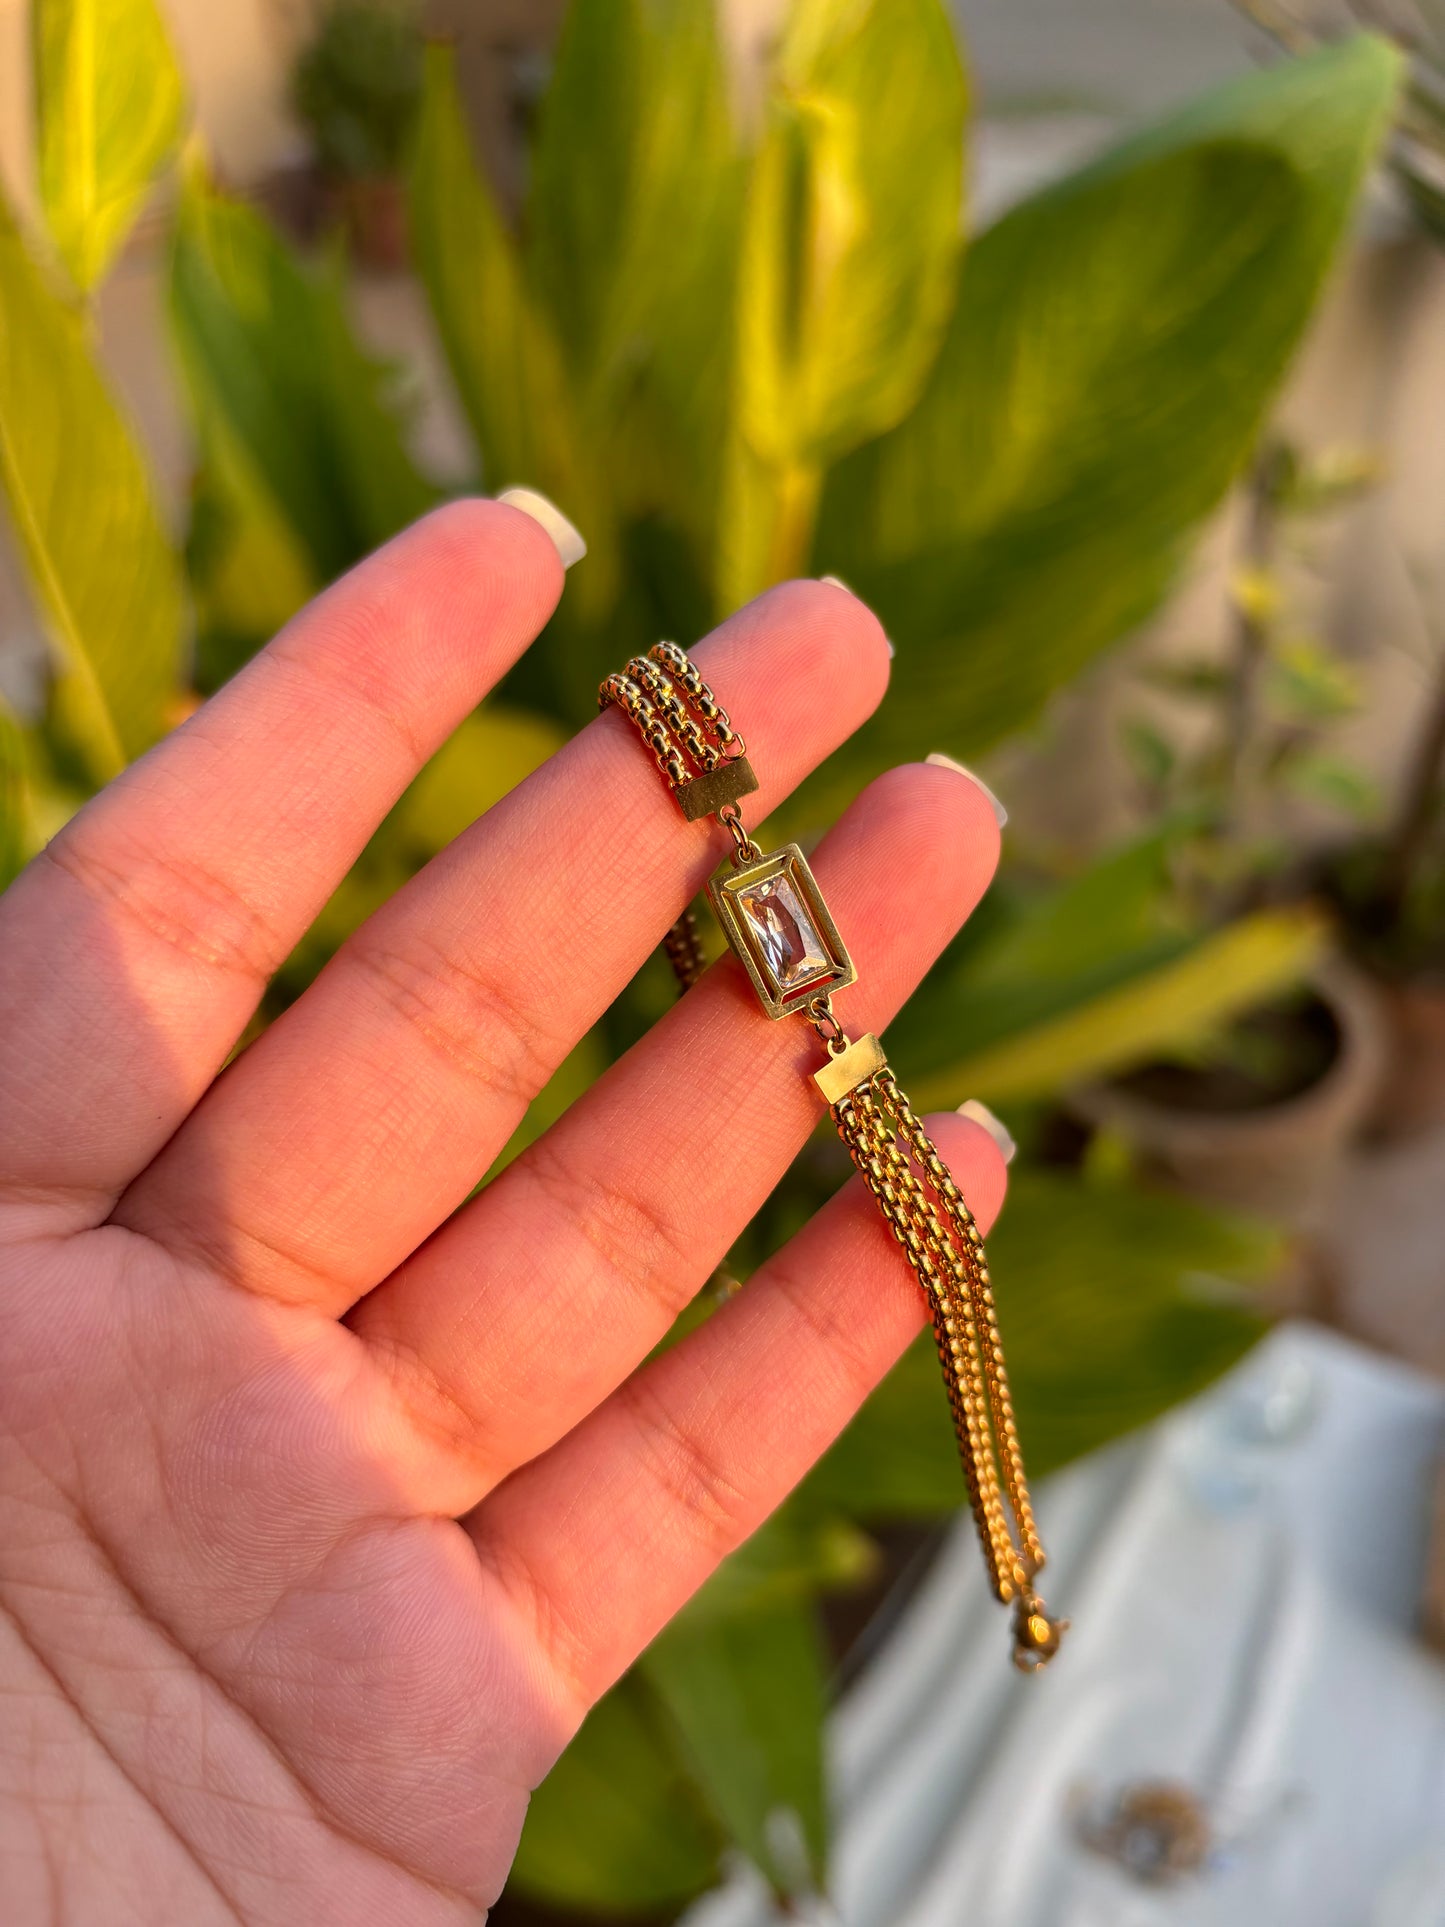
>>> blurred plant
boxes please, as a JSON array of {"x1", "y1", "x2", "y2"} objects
[
  {"x1": 1236, "y1": 0, "x2": 1445, "y2": 239},
  {"x1": 1104, "y1": 435, "x2": 1389, "y2": 1099},
  {"x1": 1122, "y1": 437, "x2": 1381, "y2": 908},
  {"x1": 290, "y1": 0, "x2": 423, "y2": 183},
  {"x1": 0, "y1": 0, "x2": 1401, "y2": 1912}
]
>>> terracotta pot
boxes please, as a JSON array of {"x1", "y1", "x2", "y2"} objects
[
  {"x1": 1365, "y1": 975, "x2": 1445, "y2": 1141},
  {"x1": 1072, "y1": 959, "x2": 1388, "y2": 1224}
]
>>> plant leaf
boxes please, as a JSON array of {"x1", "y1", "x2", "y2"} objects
[
  {"x1": 170, "y1": 155, "x2": 436, "y2": 601},
  {"x1": 641, "y1": 1598, "x2": 829, "y2": 1898},
  {"x1": 721, "y1": 0, "x2": 966, "y2": 602},
  {"x1": 0, "y1": 189, "x2": 185, "y2": 778},
  {"x1": 803, "y1": 1170, "x2": 1273, "y2": 1518},
  {"x1": 508, "y1": 1675, "x2": 721, "y2": 1911},
  {"x1": 0, "y1": 697, "x2": 33, "y2": 888},
  {"x1": 527, "y1": 0, "x2": 743, "y2": 553},
  {"x1": 819, "y1": 34, "x2": 1401, "y2": 764},
  {"x1": 409, "y1": 46, "x2": 606, "y2": 582},
  {"x1": 32, "y1": 0, "x2": 185, "y2": 293},
  {"x1": 903, "y1": 902, "x2": 1330, "y2": 1110}
]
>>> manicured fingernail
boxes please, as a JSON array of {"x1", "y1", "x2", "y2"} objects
[
  {"x1": 957, "y1": 1098, "x2": 1016, "y2": 1165},
  {"x1": 924, "y1": 751, "x2": 1007, "y2": 827},
  {"x1": 495, "y1": 487, "x2": 587, "y2": 568},
  {"x1": 820, "y1": 575, "x2": 894, "y2": 656}
]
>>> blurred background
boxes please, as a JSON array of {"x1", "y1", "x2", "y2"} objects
[{"x1": 2, "y1": 1, "x2": 1444, "y2": 1921}]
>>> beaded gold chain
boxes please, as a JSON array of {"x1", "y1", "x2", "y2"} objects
[{"x1": 601, "y1": 643, "x2": 1066, "y2": 1671}]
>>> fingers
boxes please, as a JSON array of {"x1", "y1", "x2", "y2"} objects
[
  {"x1": 471, "y1": 1110, "x2": 1008, "y2": 1711},
  {"x1": 354, "y1": 758, "x2": 1001, "y2": 1517},
  {"x1": 0, "y1": 501, "x2": 564, "y2": 1234},
  {"x1": 114, "y1": 581, "x2": 891, "y2": 1311}
]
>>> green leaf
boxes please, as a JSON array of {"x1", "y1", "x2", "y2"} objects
[
  {"x1": 409, "y1": 45, "x2": 606, "y2": 591},
  {"x1": 0, "y1": 189, "x2": 185, "y2": 778},
  {"x1": 392, "y1": 703, "x2": 567, "y2": 858},
  {"x1": 170, "y1": 154, "x2": 436, "y2": 601},
  {"x1": 721, "y1": 0, "x2": 966, "y2": 601},
  {"x1": 0, "y1": 697, "x2": 32, "y2": 888},
  {"x1": 509, "y1": 1676, "x2": 721, "y2": 1912},
  {"x1": 675, "y1": 1508, "x2": 876, "y2": 1626},
  {"x1": 641, "y1": 1598, "x2": 829, "y2": 1897},
  {"x1": 1266, "y1": 635, "x2": 1362, "y2": 722},
  {"x1": 804, "y1": 1170, "x2": 1274, "y2": 1518},
  {"x1": 1278, "y1": 747, "x2": 1379, "y2": 819},
  {"x1": 819, "y1": 35, "x2": 1400, "y2": 763},
  {"x1": 905, "y1": 902, "x2": 1330, "y2": 1110},
  {"x1": 527, "y1": 0, "x2": 743, "y2": 556},
  {"x1": 33, "y1": 0, "x2": 185, "y2": 293}
]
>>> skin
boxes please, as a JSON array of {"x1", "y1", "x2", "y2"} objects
[{"x1": 0, "y1": 501, "x2": 1006, "y2": 1923}]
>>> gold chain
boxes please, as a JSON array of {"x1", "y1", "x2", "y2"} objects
[{"x1": 601, "y1": 643, "x2": 1065, "y2": 1671}]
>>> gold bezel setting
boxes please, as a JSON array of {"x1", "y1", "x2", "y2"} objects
[{"x1": 708, "y1": 843, "x2": 856, "y2": 1019}]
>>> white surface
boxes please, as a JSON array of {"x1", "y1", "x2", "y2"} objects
[{"x1": 685, "y1": 1324, "x2": 1445, "y2": 1926}]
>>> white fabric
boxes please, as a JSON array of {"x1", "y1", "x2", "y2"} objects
[{"x1": 683, "y1": 1324, "x2": 1445, "y2": 1926}]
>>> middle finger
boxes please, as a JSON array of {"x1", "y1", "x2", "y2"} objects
[{"x1": 114, "y1": 581, "x2": 889, "y2": 1310}]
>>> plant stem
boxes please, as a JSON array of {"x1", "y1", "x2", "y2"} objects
[
  {"x1": 1381, "y1": 640, "x2": 1445, "y2": 914},
  {"x1": 765, "y1": 460, "x2": 822, "y2": 587},
  {"x1": 1223, "y1": 443, "x2": 1286, "y2": 857}
]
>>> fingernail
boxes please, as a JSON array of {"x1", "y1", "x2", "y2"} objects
[
  {"x1": 957, "y1": 1098, "x2": 1016, "y2": 1165},
  {"x1": 820, "y1": 575, "x2": 894, "y2": 657},
  {"x1": 924, "y1": 751, "x2": 1007, "y2": 827},
  {"x1": 495, "y1": 487, "x2": 587, "y2": 569}
]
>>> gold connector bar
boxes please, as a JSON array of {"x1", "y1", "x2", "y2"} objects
[
  {"x1": 814, "y1": 1032, "x2": 887, "y2": 1104},
  {"x1": 677, "y1": 756, "x2": 758, "y2": 821}
]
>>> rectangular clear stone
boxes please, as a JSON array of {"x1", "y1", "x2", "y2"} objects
[
  {"x1": 707, "y1": 843, "x2": 856, "y2": 1019},
  {"x1": 735, "y1": 871, "x2": 832, "y2": 991}
]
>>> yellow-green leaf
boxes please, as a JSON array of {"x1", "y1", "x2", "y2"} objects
[
  {"x1": 0, "y1": 697, "x2": 33, "y2": 887},
  {"x1": 33, "y1": 0, "x2": 185, "y2": 293},
  {"x1": 820, "y1": 34, "x2": 1401, "y2": 765},
  {"x1": 721, "y1": 0, "x2": 965, "y2": 602},
  {"x1": 0, "y1": 189, "x2": 185, "y2": 778},
  {"x1": 908, "y1": 904, "x2": 1330, "y2": 1109}
]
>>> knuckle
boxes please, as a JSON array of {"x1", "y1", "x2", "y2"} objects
[
  {"x1": 518, "y1": 1140, "x2": 701, "y2": 1325},
  {"x1": 617, "y1": 1370, "x2": 751, "y2": 1550},
  {"x1": 346, "y1": 929, "x2": 561, "y2": 1108},
  {"x1": 43, "y1": 827, "x2": 285, "y2": 983}
]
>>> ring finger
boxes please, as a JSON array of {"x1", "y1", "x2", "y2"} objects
[{"x1": 353, "y1": 757, "x2": 1001, "y2": 1517}]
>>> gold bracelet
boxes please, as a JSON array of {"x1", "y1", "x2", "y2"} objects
[{"x1": 601, "y1": 643, "x2": 1066, "y2": 1672}]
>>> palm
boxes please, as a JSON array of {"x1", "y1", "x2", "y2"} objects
[{"x1": 0, "y1": 505, "x2": 1005, "y2": 1922}]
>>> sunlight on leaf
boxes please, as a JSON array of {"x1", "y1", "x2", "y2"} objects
[
  {"x1": 33, "y1": 0, "x2": 185, "y2": 293},
  {"x1": 722, "y1": 0, "x2": 966, "y2": 602},
  {"x1": 0, "y1": 190, "x2": 185, "y2": 778},
  {"x1": 907, "y1": 903, "x2": 1329, "y2": 1109},
  {"x1": 820, "y1": 35, "x2": 1401, "y2": 766}
]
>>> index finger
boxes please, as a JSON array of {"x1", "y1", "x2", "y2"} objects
[{"x1": 0, "y1": 499, "x2": 564, "y2": 1236}]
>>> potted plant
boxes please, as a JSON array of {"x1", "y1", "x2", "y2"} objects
[
  {"x1": 290, "y1": 0, "x2": 423, "y2": 271},
  {"x1": 1070, "y1": 439, "x2": 1391, "y2": 1222}
]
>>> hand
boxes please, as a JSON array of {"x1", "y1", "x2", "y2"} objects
[{"x1": 0, "y1": 503, "x2": 1006, "y2": 1923}]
